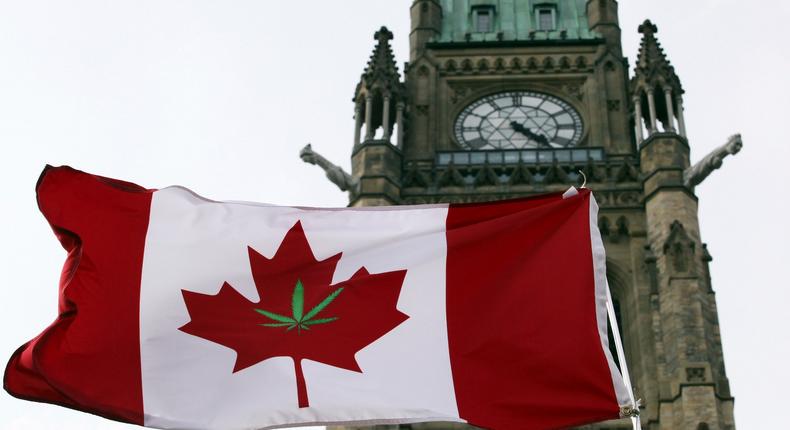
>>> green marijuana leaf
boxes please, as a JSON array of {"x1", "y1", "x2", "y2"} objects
[
  {"x1": 179, "y1": 220, "x2": 409, "y2": 408},
  {"x1": 254, "y1": 279, "x2": 343, "y2": 334}
]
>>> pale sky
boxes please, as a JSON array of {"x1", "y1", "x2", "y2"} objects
[{"x1": 1, "y1": 1, "x2": 788, "y2": 429}]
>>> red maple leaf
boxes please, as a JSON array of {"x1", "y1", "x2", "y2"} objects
[{"x1": 179, "y1": 221, "x2": 409, "y2": 407}]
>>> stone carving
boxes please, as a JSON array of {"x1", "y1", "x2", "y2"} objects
[
  {"x1": 438, "y1": 55, "x2": 593, "y2": 76},
  {"x1": 616, "y1": 216, "x2": 630, "y2": 236},
  {"x1": 644, "y1": 244, "x2": 659, "y2": 295},
  {"x1": 542, "y1": 57, "x2": 555, "y2": 71},
  {"x1": 582, "y1": 161, "x2": 607, "y2": 183},
  {"x1": 664, "y1": 221, "x2": 695, "y2": 274},
  {"x1": 437, "y1": 165, "x2": 466, "y2": 188},
  {"x1": 600, "y1": 216, "x2": 630, "y2": 243},
  {"x1": 402, "y1": 165, "x2": 431, "y2": 188},
  {"x1": 543, "y1": 163, "x2": 569, "y2": 184},
  {"x1": 509, "y1": 57, "x2": 523, "y2": 70},
  {"x1": 449, "y1": 85, "x2": 470, "y2": 104},
  {"x1": 575, "y1": 56, "x2": 589, "y2": 70},
  {"x1": 614, "y1": 160, "x2": 640, "y2": 182},
  {"x1": 299, "y1": 144, "x2": 359, "y2": 193},
  {"x1": 474, "y1": 164, "x2": 500, "y2": 186},
  {"x1": 599, "y1": 217, "x2": 611, "y2": 236},
  {"x1": 686, "y1": 367, "x2": 706, "y2": 382},
  {"x1": 619, "y1": 191, "x2": 641, "y2": 206},
  {"x1": 701, "y1": 243, "x2": 714, "y2": 292},
  {"x1": 684, "y1": 134, "x2": 743, "y2": 187},
  {"x1": 508, "y1": 163, "x2": 534, "y2": 185},
  {"x1": 593, "y1": 190, "x2": 642, "y2": 208},
  {"x1": 561, "y1": 83, "x2": 584, "y2": 100},
  {"x1": 461, "y1": 59, "x2": 473, "y2": 72}
]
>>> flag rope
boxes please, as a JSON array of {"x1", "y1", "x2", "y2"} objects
[{"x1": 605, "y1": 282, "x2": 642, "y2": 430}]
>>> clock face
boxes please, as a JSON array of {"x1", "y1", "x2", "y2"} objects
[{"x1": 454, "y1": 91, "x2": 584, "y2": 150}]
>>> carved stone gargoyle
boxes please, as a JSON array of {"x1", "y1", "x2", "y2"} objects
[
  {"x1": 299, "y1": 144, "x2": 359, "y2": 194},
  {"x1": 684, "y1": 134, "x2": 743, "y2": 188}
]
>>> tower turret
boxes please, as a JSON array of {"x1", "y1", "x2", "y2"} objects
[
  {"x1": 631, "y1": 20, "x2": 686, "y2": 143},
  {"x1": 635, "y1": 20, "x2": 736, "y2": 430},
  {"x1": 586, "y1": 0, "x2": 621, "y2": 55},
  {"x1": 350, "y1": 27, "x2": 406, "y2": 206},
  {"x1": 410, "y1": 0, "x2": 442, "y2": 60}
]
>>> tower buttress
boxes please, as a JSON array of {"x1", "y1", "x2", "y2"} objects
[
  {"x1": 636, "y1": 20, "x2": 735, "y2": 430},
  {"x1": 410, "y1": 0, "x2": 442, "y2": 60},
  {"x1": 587, "y1": 0, "x2": 631, "y2": 154},
  {"x1": 587, "y1": 0, "x2": 622, "y2": 56}
]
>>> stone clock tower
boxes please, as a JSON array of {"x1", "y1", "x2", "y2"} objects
[{"x1": 301, "y1": 1, "x2": 740, "y2": 429}]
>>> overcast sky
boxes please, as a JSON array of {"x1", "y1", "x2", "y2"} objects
[{"x1": 1, "y1": 1, "x2": 788, "y2": 429}]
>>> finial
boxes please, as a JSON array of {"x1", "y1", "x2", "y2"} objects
[
  {"x1": 374, "y1": 26, "x2": 393, "y2": 43},
  {"x1": 638, "y1": 19, "x2": 658, "y2": 36}
]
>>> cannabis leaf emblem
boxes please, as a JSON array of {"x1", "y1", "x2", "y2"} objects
[
  {"x1": 179, "y1": 221, "x2": 408, "y2": 408},
  {"x1": 254, "y1": 280, "x2": 343, "y2": 333}
]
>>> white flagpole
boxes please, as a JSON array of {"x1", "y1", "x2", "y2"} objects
[{"x1": 605, "y1": 282, "x2": 641, "y2": 430}]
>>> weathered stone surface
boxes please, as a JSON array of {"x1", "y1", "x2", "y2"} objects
[{"x1": 330, "y1": 2, "x2": 735, "y2": 428}]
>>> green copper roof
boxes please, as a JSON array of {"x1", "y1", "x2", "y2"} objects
[{"x1": 436, "y1": 0, "x2": 598, "y2": 43}]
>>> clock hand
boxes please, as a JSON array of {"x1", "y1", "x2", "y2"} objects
[
  {"x1": 509, "y1": 121, "x2": 526, "y2": 134},
  {"x1": 509, "y1": 121, "x2": 552, "y2": 148}
]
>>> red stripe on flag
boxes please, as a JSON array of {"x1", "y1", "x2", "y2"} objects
[
  {"x1": 4, "y1": 166, "x2": 153, "y2": 425},
  {"x1": 446, "y1": 190, "x2": 621, "y2": 429}
]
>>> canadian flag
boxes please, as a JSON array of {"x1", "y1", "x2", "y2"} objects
[{"x1": 5, "y1": 166, "x2": 634, "y2": 430}]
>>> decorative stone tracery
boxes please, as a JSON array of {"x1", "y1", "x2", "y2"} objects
[
  {"x1": 439, "y1": 54, "x2": 595, "y2": 76},
  {"x1": 663, "y1": 221, "x2": 696, "y2": 275}
]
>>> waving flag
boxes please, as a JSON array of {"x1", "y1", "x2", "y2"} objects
[{"x1": 5, "y1": 166, "x2": 633, "y2": 430}]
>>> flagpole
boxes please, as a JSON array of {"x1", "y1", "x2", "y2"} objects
[{"x1": 605, "y1": 282, "x2": 641, "y2": 430}]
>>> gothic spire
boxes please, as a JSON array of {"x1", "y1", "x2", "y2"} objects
[
  {"x1": 352, "y1": 27, "x2": 406, "y2": 146},
  {"x1": 630, "y1": 19, "x2": 687, "y2": 141},
  {"x1": 632, "y1": 20, "x2": 683, "y2": 94},
  {"x1": 359, "y1": 26, "x2": 402, "y2": 95}
]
